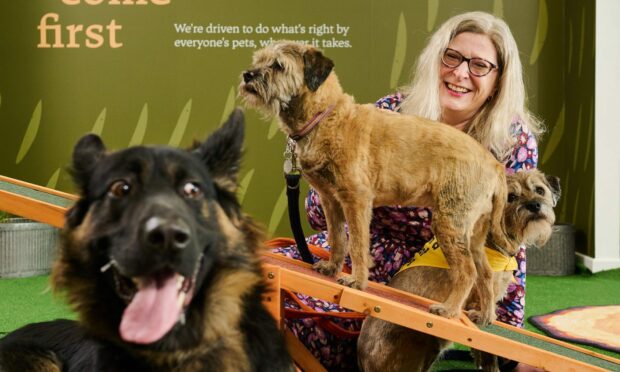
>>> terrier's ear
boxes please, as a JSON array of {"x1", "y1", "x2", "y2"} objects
[
  {"x1": 71, "y1": 134, "x2": 107, "y2": 194},
  {"x1": 303, "y1": 48, "x2": 334, "y2": 91},
  {"x1": 193, "y1": 108, "x2": 244, "y2": 194},
  {"x1": 545, "y1": 175, "x2": 561, "y2": 207}
]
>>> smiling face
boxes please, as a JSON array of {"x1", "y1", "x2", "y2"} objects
[{"x1": 439, "y1": 32, "x2": 499, "y2": 129}]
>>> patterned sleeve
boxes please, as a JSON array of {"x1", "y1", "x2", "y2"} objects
[
  {"x1": 305, "y1": 188, "x2": 327, "y2": 231},
  {"x1": 375, "y1": 92, "x2": 403, "y2": 112},
  {"x1": 504, "y1": 119, "x2": 538, "y2": 172},
  {"x1": 304, "y1": 92, "x2": 405, "y2": 231},
  {"x1": 496, "y1": 118, "x2": 538, "y2": 328}
]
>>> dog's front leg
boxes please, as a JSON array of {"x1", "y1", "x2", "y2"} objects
[
  {"x1": 466, "y1": 255, "x2": 495, "y2": 325},
  {"x1": 313, "y1": 193, "x2": 347, "y2": 277},
  {"x1": 336, "y1": 192, "x2": 373, "y2": 290},
  {"x1": 466, "y1": 225, "x2": 496, "y2": 326}
]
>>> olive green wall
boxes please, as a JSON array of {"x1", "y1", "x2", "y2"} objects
[{"x1": 0, "y1": 1, "x2": 595, "y2": 255}]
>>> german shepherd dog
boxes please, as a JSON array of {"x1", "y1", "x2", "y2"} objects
[{"x1": 0, "y1": 110, "x2": 294, "y2": 371}]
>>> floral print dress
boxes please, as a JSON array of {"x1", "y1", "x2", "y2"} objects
[{"x1": 271, "y1": 92, "x2": 538, "y2": 371}]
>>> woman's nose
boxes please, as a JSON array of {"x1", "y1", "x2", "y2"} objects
[{"x1": 452, "y1": 61, "x2": 470, "y2": 78}]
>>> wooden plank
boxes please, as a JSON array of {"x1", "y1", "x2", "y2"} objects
[
  {"x1": 0, "y1": 175, "x2": 78, "y2": 201},
  {"x1": 262, "y1": 265, "x2": 283, "y2": 329},
  {"x1": 492, "y1": 321, "x2": 620, "y2": 365},
  {"x1": 262, "y1": 251, "x2": 618, "y2": 368},
  {"x1": 262, "y1": 254, "x2": 618, "y2": 371},
  {"x1": 0, "y1": 189, "x2": 66, "y2": 228},
  {"x1": 337, "y1": 286, "x2": 609, "y2": 372},
  {"x1": 284, "y1": 329, "x2": 326, "y2": 372}
]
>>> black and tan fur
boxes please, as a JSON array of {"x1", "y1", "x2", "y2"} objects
[
  {"x1": 240, "y1": 41, "x2": 512, "y2": 325},
  {"x1": 0, "y1": 110, "x2": 294, "y2": 372},
  {"x1": 357, "y1": 170, "x2": 561, "y2": 372}
]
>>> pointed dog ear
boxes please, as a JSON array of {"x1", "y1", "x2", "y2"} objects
[
  {"x1": 303, "y1": 48, "x2": 334, "y2": 91},
  {"x1": 193, "y1": 108, "x2": 245, "y2": 193},
  {"x1": 71, "y1": 134, "x2": 106, "y2": 194},
  {"x1": 544, "y1": 175, "x2": 561, "y2": 207}
]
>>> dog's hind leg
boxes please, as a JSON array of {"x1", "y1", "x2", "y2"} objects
[
  {"x1": 429, "y1": 213, "x2": 477, "y2": 319},
  {"x1": 358, "y1": 316, "x2": 444, "y2": 372},
  {"x1": 313, "y1": 193, "x2": 348, "y2": 277}
]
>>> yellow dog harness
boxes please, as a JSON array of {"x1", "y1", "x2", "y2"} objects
[{"x1": 396, "y1": 237, "x2": 518, "y2": 275}]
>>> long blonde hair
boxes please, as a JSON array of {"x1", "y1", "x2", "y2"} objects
[{"x1": 399, "y1": 11, "x2": 543, "y2": 160}]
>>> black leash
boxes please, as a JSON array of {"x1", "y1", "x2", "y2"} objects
[
  {"x1": 283, "y1": 137, "x2": 314, "y2": 265},
  {"x1": 285, "y1": 173, "x2": 314, "y2": 264}
]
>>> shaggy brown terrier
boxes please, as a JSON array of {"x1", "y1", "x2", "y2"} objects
[
  {"x1": 240, "y1": 41, "x2": 511, "y2": 324},
  {"x1": 357, "y1": 170, "x2": 561, "y2": 372}
]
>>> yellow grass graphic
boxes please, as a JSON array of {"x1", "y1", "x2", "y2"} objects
[
  {"x1": 268, "y1": 185, "x2": 288, "y2": 235},
  {"x1": 220, "y1": 86, "x2": 236, "y2": 126},
  {"x1": 91, "y1": 108, "x2": 106, "y2": 136},
  {"x1": 237, "y1": 169, "x2": 255, "y2": 204},
  {"x1": 427, "y1": 0, "x2": 438, "y2": 32},
  {"x1": 128, "y1": 103, "x2": 149, "y2": 147},
  {"x1": 16, "y1": 100, "x2": 42, "y2": 164},
  {"x1": 169, "y1": 99, "x2": 192, "y2": 147},
  {"x1": 541, "y1": 104, "x2": 564, "y2": 164},
  {"x1": 390, "y1": 12, "x2": 407, "y2": 90},
  {"x1": 529, "y1": 0, "x2": 548, "y2": 65},
  {"x1": 46, "y1": 168, "x2": 60, "y2": 189}
]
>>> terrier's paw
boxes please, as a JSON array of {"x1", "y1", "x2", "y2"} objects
[
  {"x1": 465, "y1": 310, "x2": 492, "y2": 326},
  {"x1": 337, "y1": 275, "x2": 366, "y2": 290},
  {"x1": 313, "y1": 260, "x2": 339, "y2": 277},
  {"x1": 429, "y1": 303, "x2": 457, "y2": 319}
]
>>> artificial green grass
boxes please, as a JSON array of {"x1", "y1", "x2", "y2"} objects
[
  {"x1": 523, "y1": 267, "x2": 620, "y2": 358},
  {"x1": 0, "y1": 274, "x2": 74, "y2": 337},
  {"x1": 1, "y1": 269, "x2": 619, "y2": 369}
]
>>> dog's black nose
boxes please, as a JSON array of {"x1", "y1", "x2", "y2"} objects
[
  {"x1": 243, "y1": 71, "x2": 256, "y2": 83},
  {"x1": 143, "y1": 217, "x2": 191, "y2": 251},
  {"x1": 525, "y1": 201, "x2": 541, "y2": 213}
]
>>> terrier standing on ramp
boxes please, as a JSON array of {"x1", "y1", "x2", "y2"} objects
[{"x1": 240, "y1": 41, "x2": 511, "y2": 324}]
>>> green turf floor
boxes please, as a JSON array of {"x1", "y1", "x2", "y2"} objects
[{"x1": 1, "y1": 268, "x2": 619, "y2": 369}]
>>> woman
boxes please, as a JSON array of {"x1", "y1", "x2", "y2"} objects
[{"x1": 273, "y1": 11, "x2": 542, "y2": 370}]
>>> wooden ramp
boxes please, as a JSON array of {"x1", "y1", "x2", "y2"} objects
[{"x1": 1, "y1": 175, "x2": 619, "y2": 371}]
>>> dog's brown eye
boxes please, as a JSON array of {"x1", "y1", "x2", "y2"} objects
[
  {"x1": 507, "y1": 193, "x2": 518, "y2": 203},
  {"x1": 182, "y1": 182, "x2": 202, "y2": 199},
  {"x1": 271, "y1": 61, "x2": 283, "y2": 71},
  {"x1": 535, "y1": 187, "x2": 545, "y2": 196},
  {"x1": 108, "y1": 180, "x2": 131, "y2": 198}
]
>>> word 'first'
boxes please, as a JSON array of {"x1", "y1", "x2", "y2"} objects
[{"x1": 38, "y1": 13, "x2": 122, "y2": 48}]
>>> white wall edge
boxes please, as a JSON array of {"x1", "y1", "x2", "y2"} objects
[
  {"x1": 575, "y1": 252, "x2": 620, "y2": 273},
  {"x1": 594, "y1": 0, "x2": 620, "y2": 266}
]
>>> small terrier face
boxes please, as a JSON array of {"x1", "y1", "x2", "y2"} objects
[
  {"x1": 239, "y1": 41, "x2": 334, "y2": 116},
  {"x1": 504, "y1": 170, "x2": 561, "y2": 247},
  {"x1": 239, "y1": 42, "x2": 305, "y2": 115}
]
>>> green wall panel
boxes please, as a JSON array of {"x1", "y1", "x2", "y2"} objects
[{"x1": 0, "y1": 0, "x2": 595, "y2": 255}]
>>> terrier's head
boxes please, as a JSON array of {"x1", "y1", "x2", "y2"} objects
[
  {"x1": 504, "y1": 169, "x2": 561, "y2": 247},
  {"x1": 239, "y1": 41, "x2": 334, "y2": 116}
]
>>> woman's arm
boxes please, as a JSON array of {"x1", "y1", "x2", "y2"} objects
[{"x1": 497, "y1": 119, "x2": 538, "y2": 328}]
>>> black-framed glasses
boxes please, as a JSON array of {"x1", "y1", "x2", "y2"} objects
[{"x1": 441, "y1": 48, "x2": 498, "y2": 77}]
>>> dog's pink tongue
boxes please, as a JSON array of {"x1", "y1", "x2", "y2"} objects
[{"x1": 119, "y1": 273, "x2": 182, "y2": 344}]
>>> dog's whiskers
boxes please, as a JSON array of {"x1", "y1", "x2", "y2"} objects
[{"x1": 100, "y1": 258, "x2": 118, "y2": 273}]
